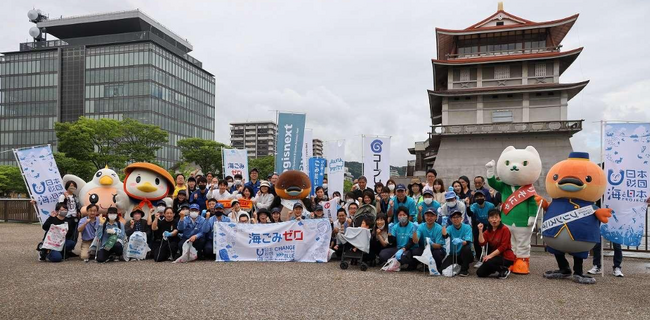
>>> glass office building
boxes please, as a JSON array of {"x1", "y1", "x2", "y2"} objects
[{"x1": 0, "y1": 10, "x2": 215, "y2": 168}]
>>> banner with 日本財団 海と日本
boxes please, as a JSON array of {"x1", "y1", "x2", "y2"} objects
[{"x1": 214, "y1": 219, "x2": 332, "y2": 262}]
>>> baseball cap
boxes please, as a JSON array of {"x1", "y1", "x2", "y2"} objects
[
  {"x1": 396, "y1": 184, "x2": 407, "y2": 191},
  {"x1": 293, "y1": 202, "x2": 304, "y2": 209},
  {"x1": 189, "y1": 204, "x2": 200, "y2": 211},
  {"x1": 450, "y1": 210, "x2": 462, "y2": 217},
  {"x1": 423, "y1": 189, "x2": 434, "y2": 196},
  {"x1": 271, "y1": 207, "x2": 281, "y2": 213},
  {"x1": 180, "y1": 203, "x2": 190, "y2": 209},
  {"x1": 445, "y1": 191, "x2": 457, "y2": 200},
  {"x1": 314, "y1": 205, "x2": 323, "y2": 211},
  {"x1": 215, "y1": 203, "x2": 224, "y2": 209},
  {"x1": 424, "y1": 208, "x2": 437, "y2": 216}
]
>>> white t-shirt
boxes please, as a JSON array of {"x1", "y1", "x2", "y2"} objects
[{"x1": 58, "y1": 193, "x2": 78, "y2": 217}]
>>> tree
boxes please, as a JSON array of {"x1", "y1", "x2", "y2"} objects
[
  {"x1": 0, "y1": 165, "x2": 28, "y2": 196},
  {"x1": 177, "y1": 138, "x2": 228, "y2": 175},
  {"x1": 116, "y1": 118, "x2": 169, "y2": 163},
  {"x1": 53, "y1": 153, "x2": 96, "y2": 182},
  {"x1": 249, "y1": 155, "x2": 275, "y2": 180}
]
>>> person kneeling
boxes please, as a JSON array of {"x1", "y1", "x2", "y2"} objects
[
  {"x1": 39, "y1": 202, "x2": 77, "y2": 262},
  {"x1": 379, "y1": 207, "x2": 418, "y2": 270},
  {"x1": 476, "y1": 209, "x2": 515, "y2": 279},
  {"x1": 95, "y1": 207, "x2": 127, "y2": 263},
  {"x1": 411, "y1": 209, "x2": 445, "y2": 271},
  {"x1": 441, "y1": 210, "x2": 473, "y2": 276},
  {"x1": 151, "y1": 207, "x2": 180, "y2": 262}
]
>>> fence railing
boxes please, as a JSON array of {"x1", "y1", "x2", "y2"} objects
[
  {"x1": 0, "y1": 199, "x2": 38, "y2": 223},
  {"x1": 431, "y1": 120, "x2": 583, "y2": 136}
]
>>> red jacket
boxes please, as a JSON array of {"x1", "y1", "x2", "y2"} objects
[{"x1": 479, "y1": 224, "x2": 515, "y2": 262}]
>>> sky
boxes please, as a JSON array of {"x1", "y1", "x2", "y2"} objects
[{"x1": 1, "y1": 0, "x2": 649, "y2": 166}]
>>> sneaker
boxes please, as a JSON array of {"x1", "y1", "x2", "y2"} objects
[
  {"x1": 38, "y1": 250, "x2": 47, "y2": 262},
  {"x1": 84, "y1": 259, "x2": 89, "y2": 263},
  {"x1": 613, "y1": 267, "x2": 624, "y2": 277},
  {"x1": 474, "y1": 261, "x2": 483, "y2": 268},
  {"x1": 587, "y1": 265, "x2": 601, "y2": 275},
  {"x1": 113, "y1": 257, "x2": 121, "y2": 262},
  {"x1": 458, "y1": 270, "x2": 469, "y2": 277},
  {"x1": 498, "y1": 269, "x2": 511, "y2": 279}
]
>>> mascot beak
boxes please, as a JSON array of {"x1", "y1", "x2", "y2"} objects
[
  {"x1": 557, "y1": 176, "x2": 585, "y2": 192},
  {"x1": 99, "y1": 175, "x2": 113, "y2": 186},
  {"x1": 285, "y1": 186, "x2": 303, "y2": 197},
  {"x1": 137, "y1": 182, "x2": 158, "y2": 193}
]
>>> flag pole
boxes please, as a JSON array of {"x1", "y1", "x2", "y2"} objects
[{"x1": 600, "y1": 120, "x2": 605, "y2": 278}]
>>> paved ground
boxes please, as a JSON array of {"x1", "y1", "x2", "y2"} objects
[{"x1": 1, "y1": 223, "x2": 650, "y2": 320}]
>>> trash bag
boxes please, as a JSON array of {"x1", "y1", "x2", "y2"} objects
[
  {"x1": 42, "y1": 224, "x2": 69, "y2": 251},
  {"x1": 173, "y1": 240, "x2": 198, "y2": 263},
  {"x1": 442, "y1": 263, "x2": 461, "y2": 277},
  {"x1": 125, "y1": 231, "x2": 150, "y2": 261},
  {"x1": 381, "y1": 254, "x2": 401, "y2": 272},
  {"x1": 414, "y1": 237, "x2": 440, "y2": 276}
]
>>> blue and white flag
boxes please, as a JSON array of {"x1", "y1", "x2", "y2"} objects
[
  {"x1": 223, "y1": 148, "x2": 249, "y2": 182},
  {"x1": 14, "y1": 145, "x2": 65, "y2": 224},
  {"x1": 363, "y1": 136, "x2": 390, "y2": 189},
  {"x1": 309, "y1": 157, "x2": 327, "y2": 196},
  {"x1": 275, "y1": 113, "x2": 306, "y2": 173},
  {"x1": 214, "y1": 219, "x2": 332, "y2": 262},
  {"x1": 601, "y1": 123, "x2": 650, "y2": 246},
  {"x1": 325, "y1": 140, "x2": 345, "y2": 199}
]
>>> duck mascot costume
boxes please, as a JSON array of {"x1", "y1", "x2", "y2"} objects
[
  {"x1": 270, "y1": 170, "x2": 313, "y2": 221},
  {"x1": 541, "y1": 152, "x2": 611, "y2": 284},
  {"x1": 486, "y1": 146, "x2": 542, "y2": 275},
  {"x1": 63, "y1": 167, "x2": 130, "y2": 216},
  {"x1": 123, "y1": 162, "x2": 175, "y2": 216}
]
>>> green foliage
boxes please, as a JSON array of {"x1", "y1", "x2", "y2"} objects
[
  {"x1": 0, "y1": 165, "x2": 27, "y2": 196},
  {"x1": 53, "y1": 152, "x2": 96, "y2": 182},
  {"x1": 345, "y1": 161, "x2": 362, "y2": 179},
  {"x1": 343, "y1": 179, "x2": 353, "y2": 193},
  {"x1": 248, "y1": 156, "x2": 275, "y2": 180},
  {"x1": 177, "y1": 138, "x2": 228, "y2": 175}
]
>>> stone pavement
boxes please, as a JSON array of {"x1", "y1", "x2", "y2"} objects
[{"x1": 1, "y1": 223, "x2": 649, "y2": 319}]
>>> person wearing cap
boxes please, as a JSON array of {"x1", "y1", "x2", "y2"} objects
[
  {"x1": 202, "y1": 203, "x2": 231, "y2": 259},
  {"x1": 477, "y1": 209, "x2": 515, "y2": 279},
  {"x1": 411, "y1": 209, "x2": 446, "y2": 271},
  {"x1": 257, "y1": 208, "x2": 271, "y2": 223},
  {"x1": 468, "y1": 190, "x2": 495, "y2": 265},
  {"x1": 39, "y1": 202, "x2": 77, "y2": 262},
  {"x1": 270, "y1": 207, "x2": 282, "y2": 223},
  {"x1": 203, "y1": 198, "x2": 218, "y2": 218},
  {"x1": 255, "y1": 180, "x2": 274, "y2": 211},
  {"x1": 439, "y1": 190, "x2": 468, "y2": 226},
  {"x1": 151, "y1": 206, "x2": 180, "y2": 262},
  {"x1": 228, "y1": 199, "x2": 250, "y2": 222},
  {"x1": 244, "y1": 168, "x2": 261, "y2": 194},
  {"x1": 408, "y1": 178, "x2": 424, "y2": 205},
  {"x1": 441, "y1": 210, "x2": 473, "y2": 276},
  {"x1": 352, "y1": 176, "x2": 375, "y2": 203},
  {"x1": 379, "y1": 206, "x2": 418, "y2": 269},
  {"x1": 417, "y1": 189, "x2": 441, "y2": 223},
  {"x1": 125, "y1": 207, "x2": 153, "y2": 243},
  {"x1": 388, "y1": 184, "x2": 417, "y2": 223},
  {"x1": 190, "y1": 176, "x2": 209, "y2": 212},
  {"x1": 177, "y1": 203, "x2": 207, "y2": 259},
  {"x1": 95, "y1": 207, "x2": 127, "y2": 263},
  {"x1": 289, "y1": 202, "x2": 308, "y2": 221},
  {"x1": 310, "y1": 205, "x2": 325, "y2": 219},
  {"x1": 172, "y1": 190, "x2": 189, "y2": 218}
]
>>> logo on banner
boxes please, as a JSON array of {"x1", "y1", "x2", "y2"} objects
[
  {"x1": 329, "y1": 158, "x2": 344, "y2": 172},
  {"x1": 370, "y1": 139, "x2": 383, "y2": 184}
]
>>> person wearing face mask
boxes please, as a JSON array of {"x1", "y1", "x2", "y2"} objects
[
  {"x1": 439, "y1": 191, "x2": 468, "y2": 226},
  {"x1": 202, "y1": 203, "x2": 231, "y2": 260},
  {"x1": 190, "y1": 177, "x2": 209, "y2": 212},
  {"x1": 321, "y1": 177, "x2": 329, "y2": 196},
  {"x1": 39, "y1": 202, "x2": 77, "y2": 262},
  {"x1": 77, "y1": 204, "x2": 100, "y2": 262},
  {"x1": 418, "y1": 190, "x2": 441, "y2": 223},
  {"x1": 411, "y1": 209, "x2": 446, "y2": 271},
  {"x1": 468, "y1": 190, "x2": 495, "y2": 266},
  {"x1": 385, "y1": 179, "x2": 397, "y2": 197},
  {"x1": 151, "y1": 207, "x2": 180, "y2": 262},
  {"x1": 379, "y1": 207, "x2": 418, "y2": 269},
  {"x1": 95, "y1": 207, "x2": 126, "y2": 263},
  {"x1": 388, "y1": 184, "x2": 417, "y2": 223},
  {"x1": 58, "y1": 181, "x2": 81, "y2": 244},
  {"x1": 177, "y1": 203, "x2": 207, "y2": 260},
  {"x1": 230, "y1": 174, "x2": 243, "y2": 194},
  {"x1": 441, "y1": 210, "x2": 473, "y2": 277}
]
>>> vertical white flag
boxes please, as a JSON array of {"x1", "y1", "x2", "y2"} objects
[
  {"x1": 325, "y1": 140, "x2": 345, "y2": 199},
  {"x1": 362, "y1": 136, "x2": 391, "y2": 189},
  {"x1": 223, "y1": 148, "x2": 249, "y2": 182},
  {"x1": 300, "y1": 129, "x2": 313, "y2": 176}
]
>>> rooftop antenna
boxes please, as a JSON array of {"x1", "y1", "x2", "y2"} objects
[{"x1": 27, "y1": 9, "x2": 48, "y2": 42}]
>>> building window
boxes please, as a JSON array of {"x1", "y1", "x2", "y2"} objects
[
  {"x1": 534, "y1": 63, "x2": 547, "y2": 77},
  {"x1": 460, "y1": 68, "x2": 470, "y2": 82},
  {"x1": 495, "y1": 65, "x2": 510, "y2": 79},
  {"x1": 492, "y1": 110, "x2": 513, "y2": 123},
  {"x1": 496, "y1": 21, "x2": 504, "y2": 26}
]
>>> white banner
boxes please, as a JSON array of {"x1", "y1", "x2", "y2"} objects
[
  {"x1": 602, "y1": 123, "x2": 650, "y2": 246},
  {"x1": 363, "y1": 136, "x2": 390, "y2": 189},
  {"x1": 322, "y1": 197, "x2": 338, "y2": 221},
  {"x1": 14, "y1": 145, "x2": 65, "y2": 225},
  {"x1": 300, "y1": 129, "x2": 313, "y2": 176},
  {"x1": 214, "y1": 219, "x2": 332, "y2": 262},
  {"x1": 223, "y1": 148, "x2": 249, "y2": 182},
  {"x1": 325, "y1": 140, "x2": 345, "y2": 198}
]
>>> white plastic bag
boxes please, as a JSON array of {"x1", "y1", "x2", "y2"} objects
[
  {"x1": 125, "y1": 231, "x2": 150, "y2": 261},
  {"x1": 414, "y1": 237, "x2": 440, "y2": 276},
  {"x1": 381, "y1": 254, "x2": 401, "y2": 272},
  {"x1": 173, "y1": 240, "x2": 198, "y2": 263},
  {"x1": 442, "y1": 237, "x2": 460, "y2": 277},
  {"x1": 42, "y1": 224, "x2": 69, "y2": 251}
]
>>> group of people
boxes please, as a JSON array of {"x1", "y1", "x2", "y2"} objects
[{"x1": 36, "y1": 167, "x2": 625, "y2": 279}]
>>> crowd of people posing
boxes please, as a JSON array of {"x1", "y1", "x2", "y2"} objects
[{"x1": 38, "y1": 167, "x2": 610, "y2": 279}]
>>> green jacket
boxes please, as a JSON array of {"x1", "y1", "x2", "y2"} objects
[{"x1": 488, "y1": 176, "x2": 538, "y2": 227}]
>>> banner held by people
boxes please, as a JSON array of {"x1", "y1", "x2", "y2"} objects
[
  {"x1": 362, "y1": 136, "x2": 390, "y2": 189},
  {"x1": 275, "y1": 112, "x2": 306, "y2": 173},
  {"x1": 14, "y1": 145, "x2": 65, "y2": 224},
  {"x1": 325, "y1": 140, "x2": 345, "y2": 199},
  {"x1": 214, "y1": 219, "x2": 332, "y2": 262},
  {"x1": 222, "y1": 148, "x2": 249, "y2": 182},
  {"x1": 309, "y1": 157, "x2": 327, "y2": 196},
  {"x1": 601, "y1": 122, "x2": 650, "y2": 247}
]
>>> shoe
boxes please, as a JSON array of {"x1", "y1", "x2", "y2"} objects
[
  {"x1": 613, "y1": 267, "x2": 624, "y2": 277},
  {"x1": 474, "y1": 261, "x2": 483, "y2": 268},
  {"x1": 573, "y1": 274, "x2": 596, "y2": 284},
  {"x1": 498, "y1": 269, "x2": 511, "y2": 280},
  {"x1": 84, "y1": 259, "x2": 89, "y2": 263},
  {"x1": 543, "y1": 269, "x2": 572, "y2": 279},
  {"x1": 38, "y1": 250, "x2": 47, "y2": 262},
  {"x1": 587, "y1": 265, "x2": 601, "y2": 275},
  {"x1": 511, "y1": 258, "x2": 530, "y2": 275},
  {"x1": 458, "y1": 270, "x2": 469, "y2": 277}
]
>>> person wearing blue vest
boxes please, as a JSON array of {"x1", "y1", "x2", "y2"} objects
[
  {"x1": 411, "y1": 209, "x2": 445, "y2": 271},
  {"x1": 388, "y1": 184, "x2": 417, "y2": 223},
  {"x1": 178, "y1": 203, "x2": 207, "y2": 260},
  {"x1": 379, "y1": 207, "x2": 418, "y2": 270},
  {"x1": 441, "y1": 210, "x2": 473, "y2": 276},
  {"x1": 202, "y1": 203, "x2": 231, "y2": 260}
]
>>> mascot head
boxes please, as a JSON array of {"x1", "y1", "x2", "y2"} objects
[
  {"x1": 65, "y1": 167, "x2": 125, "y2": 214},
  {"x1": 496, "y1": 146, "x2": 542, "y2": 187},
  {"x1": 275, "y1": 170, "x2": 311, "y2": 199},
  {"x1": 123, "y1": 162, "x2": 175, "y2": 201},
  {"x1": 545, "y1": 152, "x2": 606, "y2": 202}
]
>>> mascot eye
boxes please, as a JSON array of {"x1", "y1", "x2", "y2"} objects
[
  {"x1": 96, "y1": 171, "x2": 102, "y2": 177},
  {"x1": 155, "y1": 178, "x2": 160, "y2": 185},
  {"x1": 136, "y1": 176, "x2": 141, "y2": 183},
  {"x1": 89, "y1": 193, "x2": 99, "y2": 204},
  {"x1": 553, "y1": 174, "x2": 559, "y2": 181},
  {"x1": 505, "y1": 160, "x2": 510, "y2": 166},
  {"x1": 112, "y1": 194, "x2": 117, "y2": 203},
  {"x1": 586, "y1": 176, "x2": 592, "y2": 183},
  {"x1": 523, "y1": 161, "x2": 528, "y2": 166}
]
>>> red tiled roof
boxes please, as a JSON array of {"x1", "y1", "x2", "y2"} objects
[
  {"x1": 437, "y1": 12, "x2": 579, "y2": 34},
  {"x1": 432, "y1": 47, "x2": 583, "y2": 65}
]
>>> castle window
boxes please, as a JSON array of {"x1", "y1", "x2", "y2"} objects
[
  {"x1": 495, "y1": 65, "x2": 510, "y2": 79},
  {"x1": 493, "y1": 110, "x2": 513, "y2": 123},
  {"x1": 535, "y1": 63, "x2": 547, "y2": 77}
]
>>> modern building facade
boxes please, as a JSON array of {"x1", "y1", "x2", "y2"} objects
[
  {"x1": 0, "y1": 10, "x2": 215, "y2": 168},
  {"x1": 409, "y1": 4, "x2": 586, "y2": 194},
  {"x1": 230, "y1": 121, "x2": 277, "y2": 159},
  {"x1": 312, "y1": 138, "x2": 323, "y2": 158}
]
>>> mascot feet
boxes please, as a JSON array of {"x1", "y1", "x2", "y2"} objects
[
  {"x1": 543, "y1": 269, "x2": 572, "y2": 279},
  {"x1": 572, "y1": 274, "x2": 596, "y2": 284},
  {"x1": 511, "y1": 258, "x2": 530, "y2": 275}
]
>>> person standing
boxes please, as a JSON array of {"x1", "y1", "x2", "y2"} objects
[
  {"x1": 77, "y1": 204, "x2": 100, "y2": 262},
  {"x1": 244, "y1": 168, "x2": 261, "y2": 194},
  {"x1": 151, "y1": 207, "x2": 180, "y2": 262}
]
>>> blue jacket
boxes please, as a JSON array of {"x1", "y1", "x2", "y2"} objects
[
  {"x1": 469, "y1": 202, "x2": 495, "y2": 225},
  {"x1": 542, "y1": 198, "x2": 600, "y2": 243},
  {"x1": 178, "y1": 216, "x2": 207, "y2": 240},
  {"x1": 190, "y1": 189, "x2": 209, "y2": 211},
  {"x1": 446, "y1": 223, "x2": 472, "y2": 254},
  {"x1": 202, "y1": 215, "x2": 231, "y2": 240},
  {"x1": 391, "y1": 196, "x2": 417, "y2": 220},
  {"x1": 417, "y1": 222, "x2": 445, "y2": 249},
  {"x1": 244, "y1": 180, "x2": 261, "y2": 195}
]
